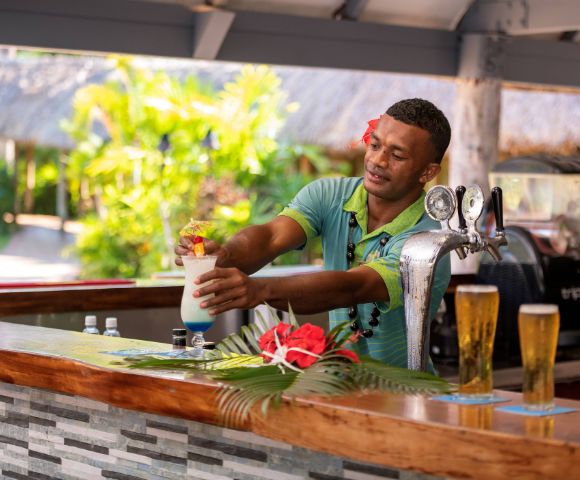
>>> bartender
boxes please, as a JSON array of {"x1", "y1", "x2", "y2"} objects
[{"x1": 175, "y1": 98, "x2": 451, "y2": 368}]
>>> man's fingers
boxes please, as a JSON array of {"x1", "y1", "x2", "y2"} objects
[
  {"x1": 175, "y1": 244, "x2": 190, "y2": 256},
  {"x1": 202, "y1": 286, "x2": 247, "y2": 309},
  {"x1": 179, "y1": 235, "x2": 193, "y2": 248},
  {"x1": 203, "y1": 239, "x2": 221, "y2": 254},
  {"x1": 196, "y1": 267, "x2": 239, "y2": 285},
  {"x1": 194, "y1": 276, "x2": 241, "y2": 297},
  {"x1": 207, "y1": 302, "x2": 236, "y2": 316}
]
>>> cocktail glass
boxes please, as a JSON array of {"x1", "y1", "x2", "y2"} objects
[{"x1": 180, "y1": 255, "x2": 218, "y2": 357}]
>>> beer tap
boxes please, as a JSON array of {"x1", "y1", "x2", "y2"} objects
[
  {"x1": 483, "y1": 187, "x2": 506, "y2": 262},
  {"x1": 400, "y1": 184, "x2": 507, "y2": 371}
]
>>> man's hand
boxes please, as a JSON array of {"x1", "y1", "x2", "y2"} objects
[
  {"x1": 193, "y1": 267, "x2": 265, "y2": 315},
  {"x1": 174, "y1": 236, "x2": 227, "y2": 266}
]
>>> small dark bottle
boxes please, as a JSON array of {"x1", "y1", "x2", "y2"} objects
[{"x1": 172, "y1": 328, "x2": 187, "y2": 350}]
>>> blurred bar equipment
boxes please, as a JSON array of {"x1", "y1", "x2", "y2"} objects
[
  {"x1": 400, "y1": 184, "x2": 507, "y2": 371},
  {"x1": 478, "y1": 156, "x2": 580, "y2": 363}
]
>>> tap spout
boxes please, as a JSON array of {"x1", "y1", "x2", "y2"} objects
[{"x1": 400, "y1": 230, "x2": 469, "y2": 371}]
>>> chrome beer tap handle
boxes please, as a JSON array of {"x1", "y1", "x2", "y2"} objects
[
  {"x1": 400, "y1": 184, "x2": 508, "y2": 371},
  {"x1": 491, "y1": 186, "x2": 505, "y2": 237},
  {"x1": 482, "y1": 187, "x2": 508, "y2": 261},
  {"x1": 424, "y1": 186, "x2": 467, "y2": 260},
  {"x1": 454, "y1": 186, "x2": 468, "y2": 259},
  {"x1": 461, "y1": 185, "x2": 486, "y2": 253},
  {"x1": 424, "y1": 185, "x2": 456, "y2": 231},
  {"x1": 455, "y1": 186, "x2": 468, "y2": 232}
]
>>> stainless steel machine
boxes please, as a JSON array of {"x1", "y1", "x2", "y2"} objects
[
  {"x1": 429, "y1": 156, "x2": 580, "y2": 368},
  {"x1": 478, "y1": 155, "x2": 580, "y2": 362}
]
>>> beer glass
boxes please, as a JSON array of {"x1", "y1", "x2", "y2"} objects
[
  {"x1": 518, "y1": 304, "x2": 560, "y2": 411},
  {"x1": 455, "y1": 285, "x2": 500, "y2": 398}
]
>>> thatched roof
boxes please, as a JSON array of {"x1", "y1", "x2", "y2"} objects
[{"x1": 0, "y1": 54, "x2": 579, "y2": 151}]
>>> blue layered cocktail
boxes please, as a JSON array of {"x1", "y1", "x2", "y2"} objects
[{"x1": 180, "y1": 255, "x2": 218, "y2": 356}]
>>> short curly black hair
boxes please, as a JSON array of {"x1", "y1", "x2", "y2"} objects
[{"x1": 386, "y1": 98, "x2": 451, "y2": 164}]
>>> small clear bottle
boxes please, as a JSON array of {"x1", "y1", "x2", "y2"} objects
[
  {"x1": 103, "y1": 317, "x2": 121, "y2": 337},
  {"x1": 172, "y1": 328, "x2": 187, "y2": 350},
  {"x1": 82, "y1": 315, "x2": 100, "y2": 335}
]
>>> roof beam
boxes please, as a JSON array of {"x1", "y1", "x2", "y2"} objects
[
  {"x1": 0, "y1": 0, "x2": 578, "y2": 88},
  {"x1": 192, "y1": 9, "x2": 235, "y2": 60},
  {"x1": 460, "y1": 0, "x2": 580, "y2": 35},
  {"x1": 0, "y1": 0, "x2": 458, "y2": 77},
  {"x1": 503, "y1": 36, "x2": 580, "y2": 88},
  {"x1": 218, "y1": 11, "x2": 458, "y2": 76},
  {"x1": 0, "y1": 0, "x2": 196, "y2": 57},
  {"x1": 332, "y1": 0, "x2": 369, "y2": 21}
]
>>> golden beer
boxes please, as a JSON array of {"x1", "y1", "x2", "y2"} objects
[
  {"x1": 518, "y1": 304, "x2": 560, "y2": 411},
  {"x1": 459, "y1": 405, "x2": 493, "y2": 430},
  {"x1": 455, "y1": 285, "x2": 499, "y2": 397},
  {"x1": 525, "y1": 416, "x2": 554, "y2": 439}
]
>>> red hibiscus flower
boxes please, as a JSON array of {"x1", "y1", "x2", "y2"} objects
[
  {"x1": 285, "y1": 324, "x2": 327, "y2": 369},
  {"x1": 259, "y1": 323, "x2": 292, "y2": 361},
  {"x1": 334, "y1": 349, "x2": 360, "y2": 363},
  {"x1": 361, "y1": 117, "x2": 380, "y2": 145}
]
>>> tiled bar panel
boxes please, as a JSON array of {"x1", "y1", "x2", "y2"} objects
[{"x1": 0, "y1": 382, "x2": 443, "y2": 480}]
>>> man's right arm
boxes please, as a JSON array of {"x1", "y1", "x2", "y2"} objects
[{"x1": 175, "y1": 216, "x2": 307, "y2": 275}]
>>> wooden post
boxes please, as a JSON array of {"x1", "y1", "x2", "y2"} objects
[
  {"x1": 450, "y1": 78, "x2": 501, "y2": 194},
  {"x1": 450, "y1": 34, "x2": 505, "y2": 192},
  {"x1": 23, "y1": 144, "x2": 35, "y2": 213},
  {"x1": 449, "y1": 34, "x2": 504, "y2": 274},
  {"x1": 57, "y1": 153, "x2": 68, "y2": 230}
]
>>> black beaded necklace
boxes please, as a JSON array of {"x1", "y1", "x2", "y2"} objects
[{"x1": 346, "y1": 212, "x2": 389, "y2": 338}]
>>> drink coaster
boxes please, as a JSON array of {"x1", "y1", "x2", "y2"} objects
[
  {"x1": 101, "y1": 348, "x2": 189, "y2": 358},
  {"x1": 430, "y1": 394, "x2": 510, "y2": 405},
  {"x1": 496, "y1": 405, "x2": 577, "y2": 416}
]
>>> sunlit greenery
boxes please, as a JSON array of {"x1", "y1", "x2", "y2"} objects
[{"x1": 63, "y1": 58, "x2": 344, "y2": 278}]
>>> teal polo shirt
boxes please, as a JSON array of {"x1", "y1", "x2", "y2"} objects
[{"x1": 279, "y1": 177, "x2": 451, "y2": 368}]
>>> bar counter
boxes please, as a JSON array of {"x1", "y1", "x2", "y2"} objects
[{"x1": 1, "y1": 321, "x2": 579, "y2": 480}]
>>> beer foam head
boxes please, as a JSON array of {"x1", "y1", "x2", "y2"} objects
[
  {"x1": 519, "y1": 304, "x2": 559, "y2": 315},
  {"x1": 456, "y1": 284, "x2": 498, "y2": 293}
]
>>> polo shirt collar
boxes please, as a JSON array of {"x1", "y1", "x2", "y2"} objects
[{"x1": 343, "y1": 181, "x2": 426, "y2": 238}]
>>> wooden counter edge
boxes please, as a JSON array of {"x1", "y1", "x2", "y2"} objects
[
  {"x1": 0, "y1": 284, "x2": 182, "y2": 315},
  {"x1": 1, "y1": 348, "x2": 579, "y2": 480},
  {"x1": 253, "y1": 399, "x2": 580, "y2": 480}
]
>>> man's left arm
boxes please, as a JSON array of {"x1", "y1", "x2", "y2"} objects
[{"x1": 194, "y1": 266, "x2": 388, "y2": 315}]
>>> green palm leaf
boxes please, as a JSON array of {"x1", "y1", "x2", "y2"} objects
[
  {"x1": 125, "y1": 306, "x2": 453, "y2": 427},
  {"x1": 350, "y1": 356, "x2": 453, "y2": 394}
]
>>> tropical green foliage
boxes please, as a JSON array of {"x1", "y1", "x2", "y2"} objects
[
  {"x1": 63, "y1": 58, "x2": 341, "y2": 278},
  {"x1": 127, "y1": 305, "x2": 452, "y2": 427}
]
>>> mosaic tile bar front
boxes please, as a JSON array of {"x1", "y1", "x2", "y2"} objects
[{"x1": 0, "y1": 382, "x2": 443, "y2": 480}]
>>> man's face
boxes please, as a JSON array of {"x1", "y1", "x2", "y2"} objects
[{"x1": 363, "y1": 115, "x2": 440, "y2": 202}]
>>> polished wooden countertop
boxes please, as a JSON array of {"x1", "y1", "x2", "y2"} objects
[{"x1": 1, "y1": 321, "x2": 579, "y2": 480}]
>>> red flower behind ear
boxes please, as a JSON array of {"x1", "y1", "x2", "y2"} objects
[{"x1": 361, "y1": 117, "x2": 380, "y2": 145}]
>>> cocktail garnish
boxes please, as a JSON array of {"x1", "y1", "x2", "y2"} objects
[
  {"x1": 180, "y1": 219, "x2": 211, "y2": 257},
  {"x1": 193, "y1": 236, "x2": 205, "y2": 257}
]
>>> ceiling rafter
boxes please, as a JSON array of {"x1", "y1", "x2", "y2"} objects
[
  {"x1": 332, "y1": 0, "x2": 369, "y2": 21},
  {"x1": 459, "y1": 0, "x2": 580, "y2": 36},
  {"x1": 0, "y1": 0, "x2": 578, "y2": 88}
]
